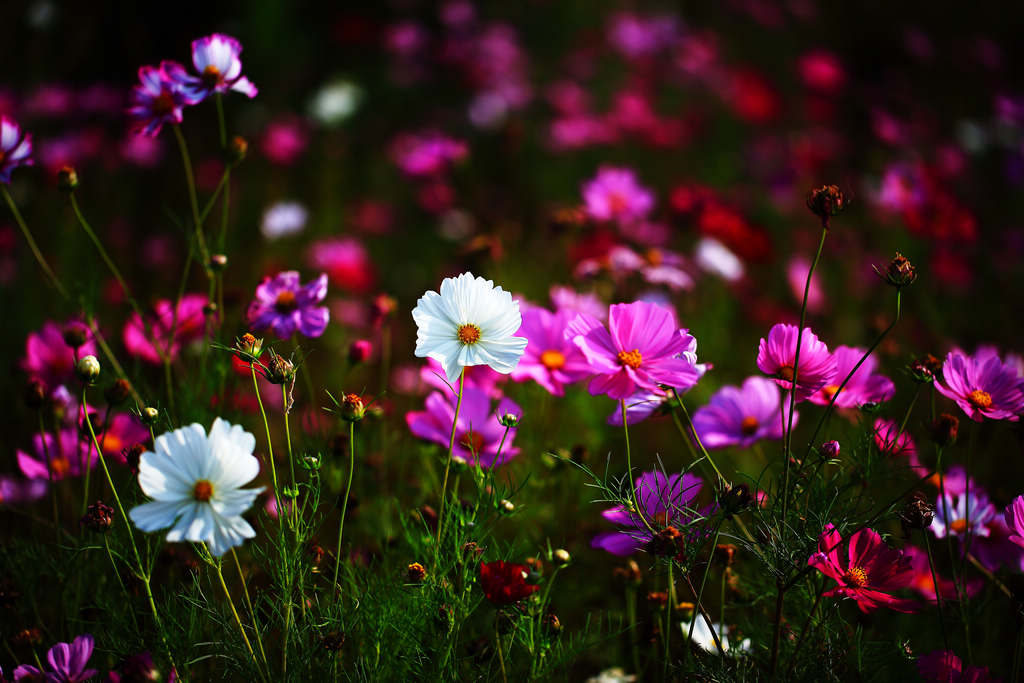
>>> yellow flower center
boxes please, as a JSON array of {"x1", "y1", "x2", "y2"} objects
[
  {"x1": 645, "y1": 248, "x2": 663, "y2": 266},
  {"x1": 967, "y1": 390, "x2": 992, "y2": 410},
  {"x1": 540, "y1": 349, "x2": 566, "y2": 370},
  {"x1": 740, "y1": 416, "x2": 759, "y2": 436},
  {"x1": 193, "y1": 479, "x2": 214, "y2": 502},
  {"x1": 456, "y1": 324, "x2": 481, "y2": 345},
  {"x1": 617, "y1": 349, "x2": 643, "y2": 369},
  {"x1": 843, "y1": 566, "x2": 868, "y2": 588}
]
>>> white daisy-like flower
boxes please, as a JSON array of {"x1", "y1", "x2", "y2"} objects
[
  {"x1": 412, "y1": 271, "x2": 528, "y2": 384},
  {"x1": 129, "y1": 418, "x2": 264, "y2": 557}
]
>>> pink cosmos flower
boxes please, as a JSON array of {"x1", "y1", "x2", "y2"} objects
[
  {"x1": 1006, "y1": 495, "x2": 1024, "y2": 549},
  {"x1": 786, "y1": 256, "x2": 826, "y2": 314},
  {"x1": 693, "y1": 376, "x2": 795, "y2": 449},
  {"x1": 904, "y1": 546, "x2": 982, "y2": 603},
  {"x1": 390, "y1": 132, "x2": 468, "y2": 177},
  {"x1": 549, "y1": 285, "x2": 606, "y2": 321},
  {"x1": 756, "y1": 324, "x2": 837, "y2": 402},
  {"x1": 591, "y1": 470, "x2": 705, "y2": 556},
  {"x1": 810, "y1": 345, "x2": 895, "y2": 408},
  {"x1": 808, "y1": 524, "x2": 917, "y2": 613},
  {"x1": 13, "y1": 633, "x2": 98, "y2": 682},
  {"x1": 0, "y1": 115, "x2": 33, "y2": 183},
  {"x1": 510, "y1": 306, "x2": 592, "y2": 396},
  {"x1": 247, "y1": 271, "x2": 329, "y2": 339},
  {"x1": 582, "y1": 166, "x2": 655, "y2": 225},
  {"x1": 306, "y1": 237, "x2": 375, "y2": 294},
  {"x1": 567, "y1": 301, "x2": 702, "y2": 400},
  {"x1": 420, "y1": 358, "x2": 507, "y2": 399},
  {"x1": 872, "y1": 418, "x2": 926, "y2": 474},
  {"x1": 18, "y1": 429, "x2": 96, "y2": 481},
  {"x1": 128, "y1": 61, "x2": 198, "y2": 137},
  {"x1": 179, "y1": 34, "x2": 258, "y2": 102},
  {"x1": 935, "y1": 349, "x2": 1024, "y2": 421},
  {"x1": 917, "y1": 650, "x2": 998, "y2": 682},
  {"x1": 406, "y1": 387, "x2": 520, "y2": 467},
  {"x1": 21, "y1": 321, "x2": 97, "y2": 388},
  {"x1": 123, "y1": 294, "x2": 207, "y2": 364}
]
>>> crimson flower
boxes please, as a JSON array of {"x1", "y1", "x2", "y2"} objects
[{"x1": 479, "y1": 560, "x2": 539, "y2": 605}]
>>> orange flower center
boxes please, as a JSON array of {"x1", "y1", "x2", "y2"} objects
[
  {"x1": 540, "y1": 349, "x2": 566, "y2": 370},
  {"x1": 50, "y1": 456, "x2": 70, "y2": 478},
  {"x1": 275, "y1": 290, "x2": 297, "y2": 311},
  {"x1": 153, "y1": 91, "x2": 176, "y2": 116},
  {"x1": 645, "y1": 248, "x2": 663, "y2": 266},
  {"x1": 967, "y1": 390, "x2": 992, "y2": 410},
  {"x1": 777, "y1": 364, "x2": 795, "y2": 382},
  {"x1": 740, "y1": 416, "x2": 759, "y2": 436},
  {"x1": 459, "y1": 430, "x2": 485, "y2": 455},
  {"x1": 201, "y1": 64, "x2": 221, "y2": 87},
  {"x1": 843, "y1": 566, "x2": 868, "y2": 588},
  {"x1": 617, "y1": 349, "x2": 643, "y2": 369},
  {"x1": 193, "y1": 479, "x2": 214, "y2": 502},
  {"x1": 457, "y1": 324, "x2": 481, "y2": 345},
  {"x1": 950, "y1": 519, "x2": 969, "y2": 534},
  {"x1": 822, "y1": 384, "x2": 839, "y2": 400}
]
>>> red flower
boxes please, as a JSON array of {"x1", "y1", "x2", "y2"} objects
[
  {"x1": 479, "y1": 561, "x2": 539, "y2": 605},
  {"x1": 807, "y1": 524, "x2": 917, "y2": 613}
]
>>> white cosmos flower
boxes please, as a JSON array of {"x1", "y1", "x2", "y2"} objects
[
  {"x1": 129, "y1": 418, "x2": 264, "y2": 557},
  {"x1": 412, "y1": 271, "x2": 528, "y2": 384}
]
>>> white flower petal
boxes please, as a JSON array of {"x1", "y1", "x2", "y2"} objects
[{"x1": 129, "y1": 500, "x2": 188, "y2": 532}]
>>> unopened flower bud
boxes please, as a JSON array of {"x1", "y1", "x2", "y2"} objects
[
  {"x1": 714, "y1": 543, "x2": 737, "y2": 566},
  {"x1": 820, "y1": 440, "x2": 840, "y2": 460},
  {"x1": 140, "y1": 406, "x2": 159, "y2": 425},
  {"x1": 57, "y1": 165, "x2": 79, "y2": 192},
  {"x1": 104, "y1": 379, "x2": 132, "y2": 406},
  {"x1": 406, "y1": 562, "x2": 427, "y2": 583},
  {"x1": 553, "y1": 548, "x2": 571, "y2": 566},
  {"x1": 339, "y1": 393, "x2": 366, "y2": 422},
  {"x1": 499, "y1": 499, "x2": 515, "y2": 514},
  {"x1": 875, "y1": 252, "x2": 917, "y2": 288},
  {"x1": 226, "y1": 135, "x2": 248, "y2": 164},
  {"x1": 24, "y1": 379, "x2": 46, "y2": 410},
  {"x1": 62, "y1": 321, "x2": 90, "y2": 349},
  {"x1": 266, "y1": 354, "x2": 295, "y2": 384},
  {"x1": 347, "y1": 339, "x2": 372, "y2": 364},
  {"x1": 806, "y1": 184, "x2": 846, "y2": 226},
  {"x1": 498, "y1": 412, "x2": 521, "y2": 428},
  {"x1": 900, "y1": 491, "x2": 935, "y2": 532},
  {"x1": 203, "y1": 302, "x2": 218, "y2": 317},
  {"x1": 76, "y1": 355, "x2": 101, "y2": 384},
  {"x1": 234, "y1": 333, "x2": 264, "y2": 363},
  {"x1": 646, "y1": 591, "x2": 669, "y2": 608},
  {"x1": 613, "y1": 559, "x2": 643, "y2": 585},
  {"x1": 930, "y1": 413, "x2": 960, "y2": 447},
  {"x1": 80, "y1": 501, "x2": 114, "y2": 532},
  {"x1": 646, "y1": 526, "x2": 683, "y2": 557},
  {"x1": 210, "y1": 254, "x2": 228, "y2": 271}
]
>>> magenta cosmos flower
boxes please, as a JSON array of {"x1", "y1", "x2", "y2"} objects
[
  {"x1": 123, "y1": 294, "x2": 207, "y2": 364},
  {"x1": 406, "y1": 387, "x2": 520, "y2": 467},
  {"x1": 692, "y1": 376, "x2": 795, "y2": 449},
  {"x1": 1006, "y1": 495, "x2": 1024, "y2": 549},
  {"x1": 582, "y1": 166, "x2": 654, "y2": 225},
  {"x1": 757, "y1": 324, "x2": 837, "y2": 402},
  {"x1": 128, "y1": 61, "x2": 197, "y2": 137},
  {"x1": 420, "y1": 358, "x2": 507, "y2": 399},
  {"x1": 807, "y1": 523, "x2": 916, "y2": 613},
  {"x1": 390, "y1": 131, "x2": 467, "y2": 177},
  {"x1": 873, "y1": 418, "x2": 926, "y2": 474},
  {"x1": 510, "y1": 306, "x2": 593, "y2": 396},
  {"x1": 18, "y1": 429, "x2": 96, "y2": 481},
  {"x1": 179, "y1": 33, "x2": 258, "y2": 102},
  {"x1": 917, "y1": 650, "x2": 997, "y2": 683},
  {"x1": 935, "y1": 349, "x2": 1024, "y2": 421},
  {"x1": 809, "y1": 345, "x2": 895, "y2": 408},
  {"x1": 567, "y1": 301, "x2": 702, "y2": 400},
  {"x1": 13, "y1": 633, "x2": 98, "y2": 682},
  {"x1": 247, "y1": 271, "x2": 329, "y2": 339},
  {"x1": 0, "y1": 115, "x2": 33, "y2": 183},
  {"x1": 21, "y1": 320, "x2": 97, "y2": 388},
  {"x1": 591, "y1": 470, "x2": 704, "y2": 556}
]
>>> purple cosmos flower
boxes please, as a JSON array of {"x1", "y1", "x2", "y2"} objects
[
  {"x1": 13, "y1": 633, "x2": 98, "y2": 682},
  {"x1": 406, "y1": 387, "x2": 521, "y2": 467},
  {"x1": 692, "y1": 376, "x2": 796, "y2": 449},
  {"x1": 178, "y1": 34, "x2": 258, "y2": 102},
  {"x1": 756, "y1": 323, "x2": 837, "y2": 402},
  {"x1": 931, "y1": 487, "x2": 997, "y2": 540},
  {"x1": 0, "y1": 475, "x2": 47, "y2": 506},
  {"x1": 247, "y1": 271, "x2": 329, "y2": 339},
  {"x1": 809, "y1": 345, "x2": 895, "y2": 408},
  {"x1": 582, "y1": 166, "x2": 655, "y2": 225},
  {"x1": 1006, "y1": 495, "x2": 1024, "y2": 550},
  {"x1": 510, "y1": 306, "x2": 593, "y2": 396},
  {"x1": 591, "y1": 470, "x2": 705, "y2": 556},
  {"x1": 0, "y1": 115, "x2": 33, "y2": 183},
  {"x1": 567, "y1": 301, "x2": 702, "y2": 400},
  {"x1": 17, "y1": 429, "x2": 96, "y2": 481},
  {"x1": 128, "y1": 61, "x2": 198, "y2": 137},
  {"x1": 935, "y1": 348, "x2": 1024, "y2": 422}
]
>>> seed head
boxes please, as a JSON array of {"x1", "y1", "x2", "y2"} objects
[
  {"x1": 806, "y1": 184, "x2": 846, "y2": 226},
  {"x1": 900, "y1": 491, "x2": 936, "y2": 532},
  {"x1": 80, "y1": 500, "x2": 115, "y2": 533},
  {"x1": 406, "y1": 562, "x2": 427, "y2": 583},
  {"x1": 875, "y1": 252, "x2": 917, "y2": 288},
  {"x1": 265, "y1": 353, "x2": 296, "y2": 384}
]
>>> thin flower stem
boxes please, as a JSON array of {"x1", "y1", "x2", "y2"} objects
[
  {"x1": 251, "y1": 365, "x2": 281, "y2": 514},
  {"x1": 85, "y1": 317, "x2": 142, "y2": 403},
  {"x1": 619, "y1": 399, "x2": 649, "y2": 532},
  {"x1": 435, "y1": 369, "x2": 465, "y2": 566},
  {"x1": 104, "y1": 535, "x2": 140, "y2": 632},
  {"x1": 170, "y1": 123, "x2": 211, "y2": 274},
  {"x1": 922, "y1": 531, "x2": 951, "y2": 653},
  {"x1": 212, "y1": 555, "x2": 262, "y2": 679},
  {"x1": 282, "y1": 385, "x2": 297, "y2": 496},
  {"x1": 672, "y1": 392, "x2": 726, "y2": 486},
  {"x1": 966, "y1": 553, "x2": 1014, "y2": 599},
  {"x1": 625, "y1": 585, "x2": 642, "y2": 678},
  {"x1": 38, "y1": 412, "x2": 59, "y2": 541},
  {"x1": 495, "y1": 623, "x2": 508, "y2": 683},
  {"x1": 686, "y1": 524, "x2": 723, "y2": 651},
  {"x1": 663, "y1": 561, "x2": 673, "y2": 674},
  {"x1": 1, "y1": 185, "x2": 70, "y2": 300},
  {"x1": 333, "y1": 420, "x2": 356, "y2": 596},
  {"x1": 81, "y1": 391, "x2": 177, "y2": 676},
  {"x1": 682, "y1": 574, "x2": 725, "y2": 656},
  {"x1": 786, "y1": 583, "x2": 825, "y2": 675},
  {"x1": 231, "y1": 548, "x2": 269, "y2": 670}
]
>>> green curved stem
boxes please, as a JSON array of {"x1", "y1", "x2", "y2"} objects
[{"x1": 332, "y1": 420, "x2": 356, "y2": 596}]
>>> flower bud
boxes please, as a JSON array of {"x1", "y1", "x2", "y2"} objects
[
  {"x1": 80, "y1": 501, "x2": 115, "y2": 532},
  {"x1": 930, "y1": 413, "x2": 960, "y2": 447},
  {"x1": 266, "y1": 354, "x2": 296, "y2": 384},
  {"x1": 339, "y1": 393, "x2": 366, "y2": 422},
  {"x1": 76, "y1": 355, "x2": 101, "y2": 384},
  {"x1": 820, "y1": 440, "x2": 840, "y2": 460},
  {"x1": 233, "y1": 333, "x2": 264, "y2": 363},
  {"x1": 62, "y1": 321, "x2": 90, "y2": 349},
  {"x1": 645, "y1": 526, "x2": 683, "y2": 557},
  {"x1": 24, "y1": 379, "x2": 46, "y2": 410},
  {"x1": 875, "y1": 252, "x2": 917, "y2": 288},
  {"x1": 226, "y1": 135, "x2": 248, "y2": 164},
  {"x1": 140, "y1": 406, "x2": 159, "y2": 425},
  {"x1": 900, "y1": 491, "x2": 936, "y2": 532},
  {"x1": 210, "y1": 254, "x2": 228, "y2": 271},
  {"x1": 371, "y1": 294, "x2": 398, "y2": 325},
  {"x1": 406, "y1": 562, "x2": 427, "y2": 583},
  {"x1": 347, "y1": 339, "x2": 372, "y2": 365},
  {"x1": 553, "y1": 548, "x2": 571, "y2": 566},
  {"x1": 104, "y1": 378, "x2": 132, "y2": 406},
  {"x1": 612, "y1": 560, "x2": 643, "y2": 585},
  {"x1": 57, "y1": 165, "x2": 79, "y2": 192},
  {"x1": 498, "y1": 499, "x2": 515, "y2": 514},
  {"x1": 498, "y1": 412, "x2": 521, "y2": 428},
  {"x1": 805, "y1": 184, "x2": 846, "y2": 226}
]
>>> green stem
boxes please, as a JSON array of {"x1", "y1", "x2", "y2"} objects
[
  {"x1": 686, "y1": 525, "x2": 723, "y2": 653},
  {"x1": 435, "y1": 369, "x2": 465, "y2": 567},
  {"x1": 786, "y1": 583, "x2": 825, "y2": 675},
  {"x1": 2, "y1": 185, "x2": 69, "y2": 299},
  {"x1": 283, "y1": 384, "x2": 297, "y2": 498},
  {"x1": 332, "y1": 420, "x2": 356, "y2": 596},
  {"x1": 170, "y1": 123, "x2": 211, "y2": 273},
  {"x1": 212, "y1": 555, "x2": 263, "y2": 679},
  {"x1": 672, "y1": 393, "x2": 726, "y2": 486},
  {"x1": 231, "y1": 548, "x2": 268, "y2": 671},
  {"x1": 922, "y1": 531, "x2": 950, "y2": 653},
  {"x1": 251, "y1": 365, "x2": 281, "y2": 515},
  {"x1": 104, "y1": 535, "x2": 140, "y2": 632}
]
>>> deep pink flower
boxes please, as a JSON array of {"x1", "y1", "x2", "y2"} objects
[
  {"x1": 306, "y1": 237, "x2": 375, "y2": 294},
  {"x1": 128, "y1": 61, "x2": 197, "y2": 137},
  {"x1": 904, "y1": 546, "x2": 982, "y2": 603},
  {"x1": 13, "y1": 633, "x2": 98, "y2": 682},
  {"x1": 247, "y1": 271, "x2": 329, "y2": 339},
  {"x1": 17, "y1": 429, "x2": 96, "y2": 481},
  {"x1": 872, "y1": 418, "x2": 926, "y2": 474},
  {"x1": 917, "y1": 650, "x2": 998, "y2": 682},
  {"x1": 756, "y1": 324, "x2": 837, "y2": 402},
  {"x1": 1006, "y1": 495, "x2": 1024, "y2": 549},
  {"x1": 567, "y1": 301, "x2": 702, "y2": 400},
  {"x1": 935, "y1": 349, "x2": 1024, "y2": 421},
  {"x1": 406, "y1": 387, "x2": 520, "y2": 467},
  {"x1": 810, "y1": 345, "x2": 895, "y2": 408},
  {"x1": 390, "y1": 132, "x2": 467, "y2": 177},
  {"x1": 693, "y1": 376, "x2": 795, "y2": 449},
  {"x1": 21, "y1": 321, "x2": 97, "y2": 388},
  {"x1": 0, "y1": 115, "x2": 33, "y2": 183},
  {"x1": 261, "y1": 116, "x2": 309, "y2": 165},
  {"x1": 179, "y1": 34, "x2": 258, "y2": 102},
  {"x1": 582, "y1": 166, "x2": 655, "y2": 225},
  {"x1": 123, "y1": 294, "x2": 207, "y2": 364},
  {"x1": 510, "y1": 306, "x2": 592, "y2": 396},
  {"x1": 807, "y1": 524, "x2": 917, "y2": 612}
]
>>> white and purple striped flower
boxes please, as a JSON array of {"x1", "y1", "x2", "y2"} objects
[
  {"x1": 0, "y1": 115, "x2": 33, "y2": 183},
  {"x1": 128, "y1": 61, "x2": 198, "y2": 136},
  {"x1": 180, "y1": 33, "x2": 258, "y2": 102}
]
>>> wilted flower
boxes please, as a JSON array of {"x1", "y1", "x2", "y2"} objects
[
  {"x1": 0, "y1": 115, "x2": 33, "y2": 183},
  {"x1": 80, "y1": 500, "x2": 115, "y2": 532},
  {"x1": 875, "y1": 252, "x2": 917, "y2": 288},
  {"x1": 129, "y1": 418, "x2": 264, "y2": 556},
  {"x1": 479, "y1": 560, "x2": 539, "y2": 604},
  {"x1": 247, "y1": 271, "x2": 330, "y2": 339},
  {"x1": 406, "y1": 562, "x2": 427, "y2": 583},
  {"x1": 900, "y1": 492, "x2": 935, "y2": 531},
  {"x1": 808, "y1": 524, "x2": 916, "y2": 612}
]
